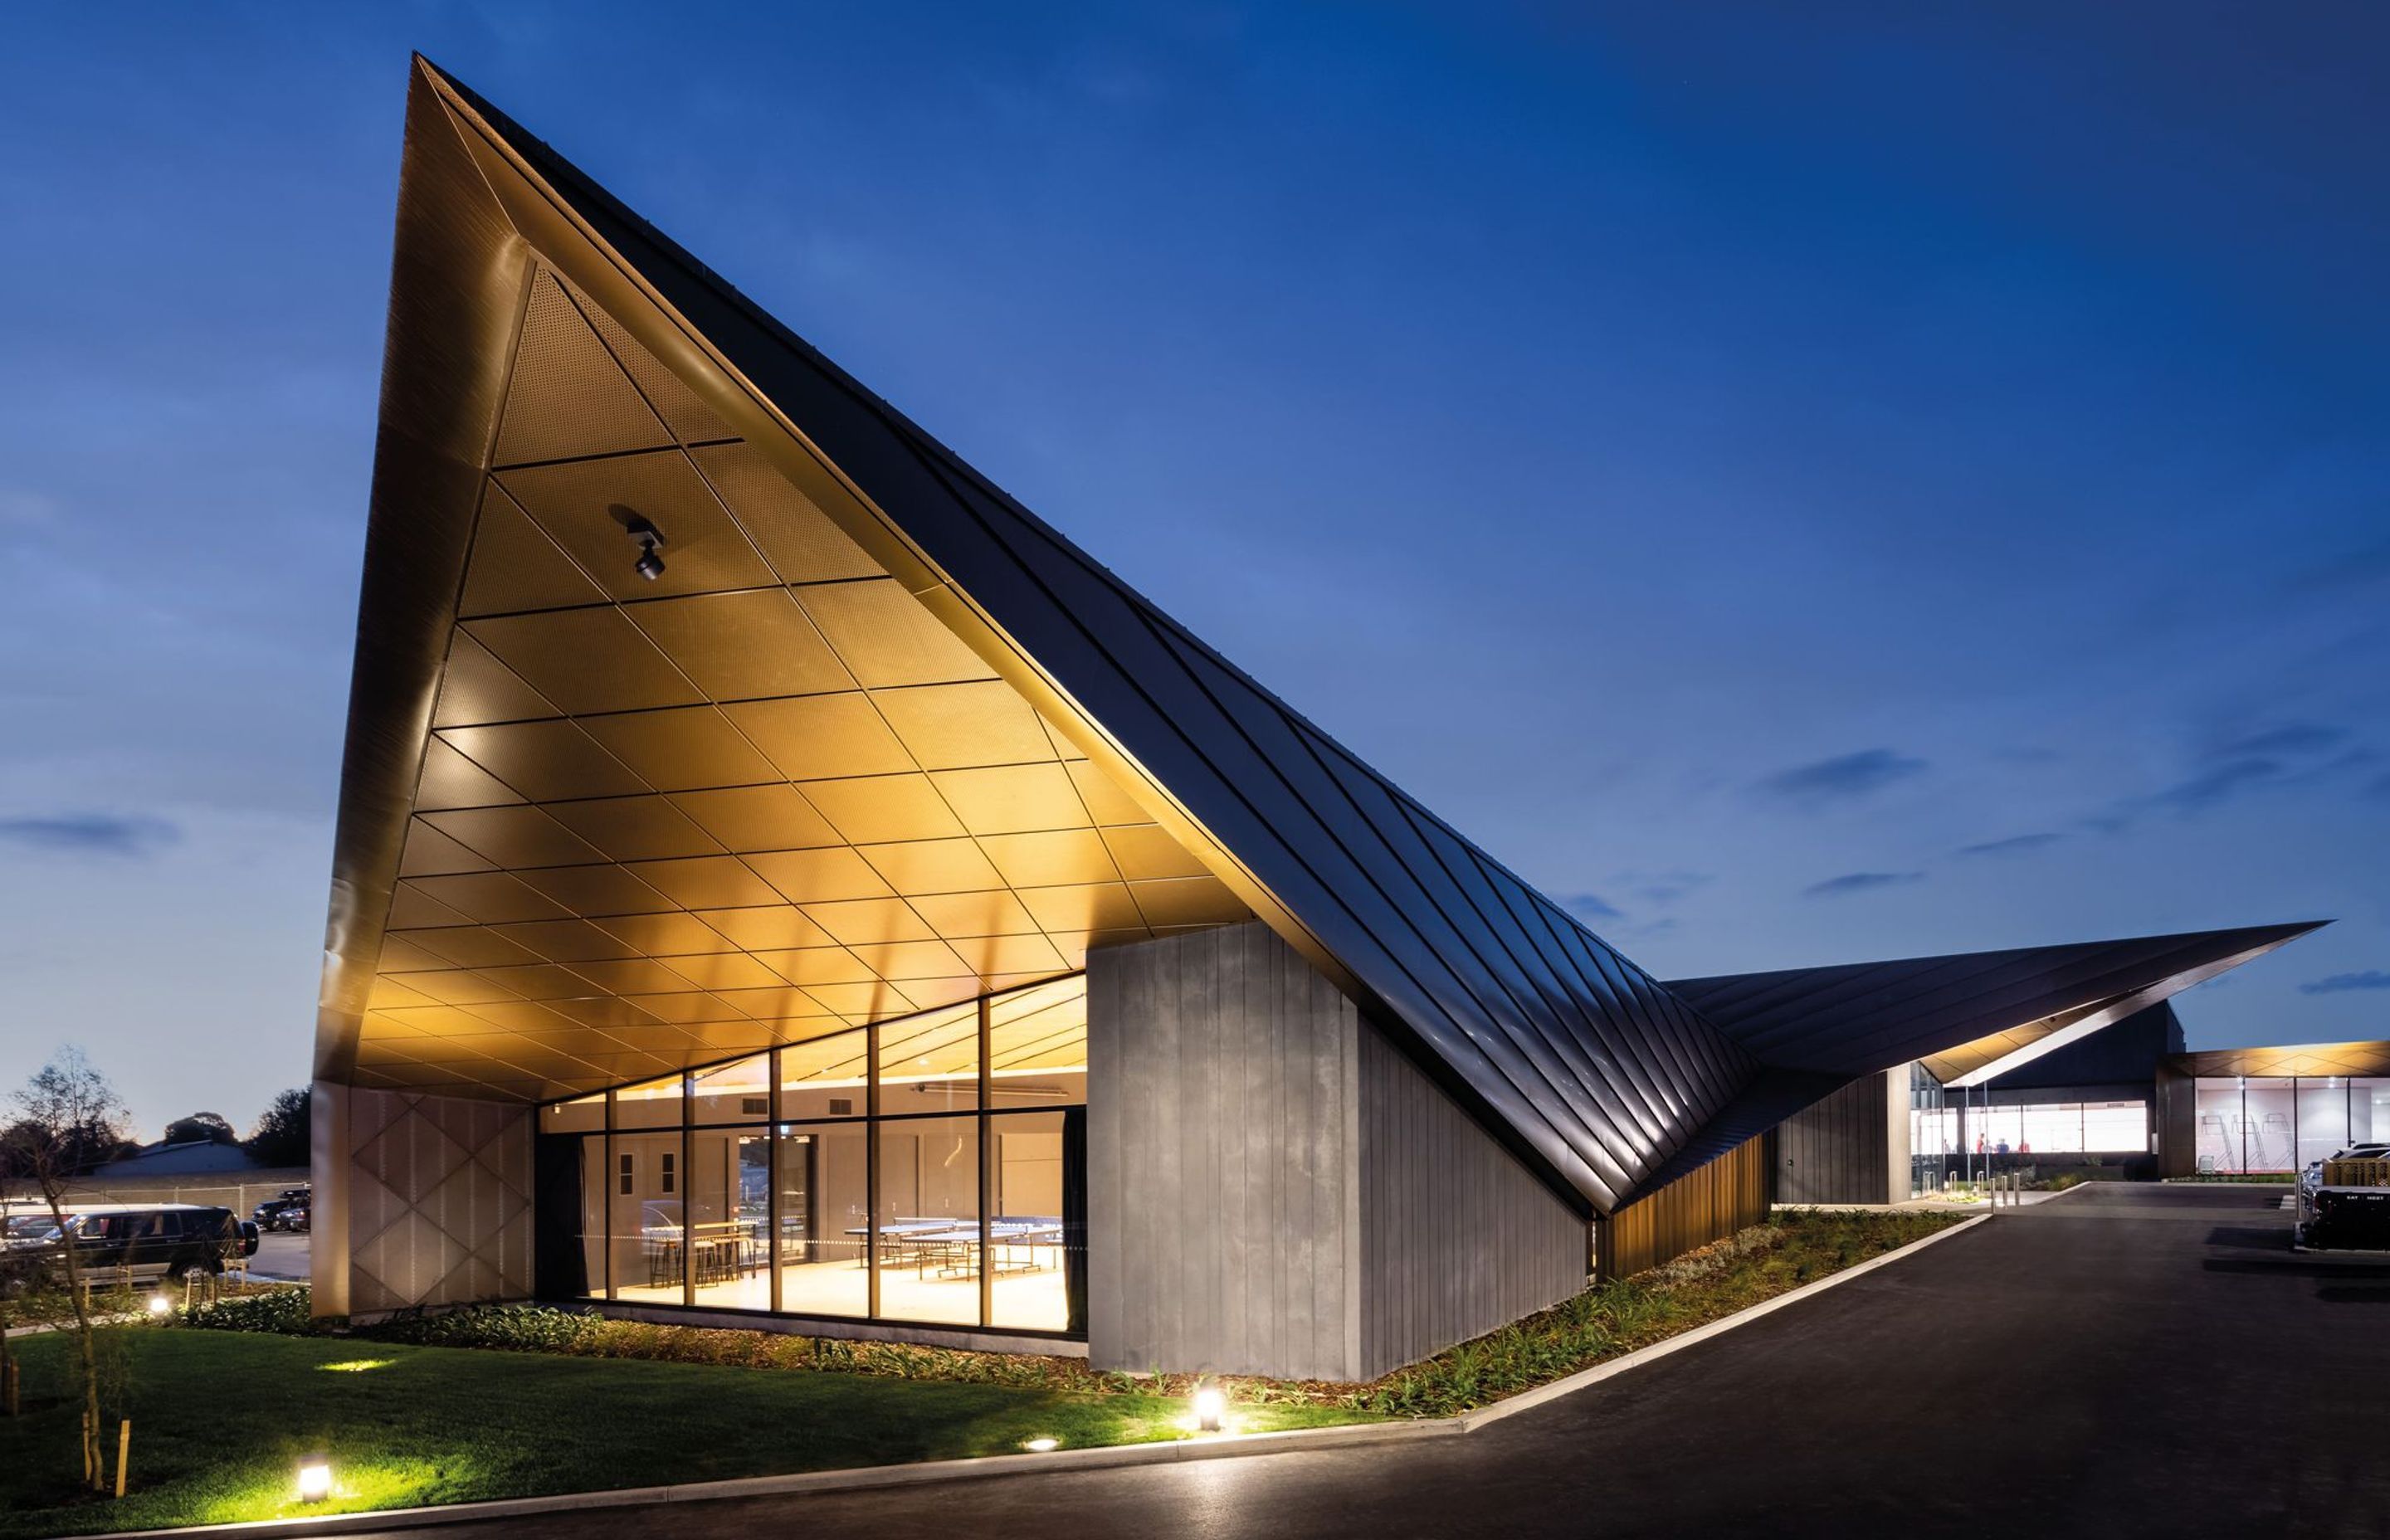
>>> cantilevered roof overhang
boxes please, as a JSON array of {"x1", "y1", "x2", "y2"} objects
[
  {"x1": 317, "y1": 56, "x2": 2325, "y2": 1221},
  {"x1": 1668, "y1": 922, "x2": 2324, "y2": 1088}
]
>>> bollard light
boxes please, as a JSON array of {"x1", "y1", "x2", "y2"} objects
[
  {"x1": 146, "y1": 1294, "x2": 172, "y2": 1317},
  {"x1": 296, "y1": 1455, "x2": 333, "y2": 1503},
  {"x1": 1022, "y1": 1437, "x2": 1060, "y2": 1453},
  {"x1": 1193, "y1": 1384, "x2": 1227, "y2": 1434}
]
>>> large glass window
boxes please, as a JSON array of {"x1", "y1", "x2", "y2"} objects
[
  {"x1": 691, "y1": 1055, "x2": 771, "y2": 1126},
  {"x1": 610, "y1": 1126, "x2": 684, "y2": 1301},
  {"x1": 778, "y1": 1030, "x2": 867, "y2": 1120},
  {"x1": 2355, "y1": 1079, "x2": 2390, "y2": 1146},
  {"x1": 2194, "y1": 1079, "x2": 2244, "y2": 1172},
  {"x1": 2244, "y1": 1078, "x2": 2295, "y2": 1171},
  {"x1": 615, "y1": 1073, "x2": 684, "y2": 1130},
  {"x1": 532, "y1": 977, "x2": 1087, "y2": 1336},
  {"x1": 1908, "y1": 1065, "x2": 1947, "y2": 1196},
  {"x1": 877, "y1": 1003, "x2": 978, "y2": 1114},
  {"x1": 778, "y1": 1123, "x2": 867, "y2": 1318},
  {"x1": 2297, "y1": 1078, "x2": 2350, "y2": 1171},
  {"x1": 877, "y1": 1114, "x2": 980, "y2": 1325},
  {"x1": 989, "y1": 1109, "x2": 1080, "y2": 1330},
  {"x1": 992, "y1": 980, "x2": 1089, "y2": 1108},
  {"x1": 687, "y1": 1128, "x2": 770, "y2": 1309}
]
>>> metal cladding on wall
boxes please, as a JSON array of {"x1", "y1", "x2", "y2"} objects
[{"x1": 321, "y1": 56, "x2": 2329, "y2": 1237}]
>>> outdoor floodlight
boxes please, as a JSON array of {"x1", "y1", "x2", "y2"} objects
[
  {"x1": 1193, "y1": 1383, "x2": 1227, "y2": 1433},
  {"x1": 296, "y1": 1455, "x2": 333, "y2": 1503},
  {"x1": 619, "y1": 510, "x2": 666, "y2": 581}
]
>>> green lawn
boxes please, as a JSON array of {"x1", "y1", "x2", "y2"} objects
[{"x1": 0, "y1": 1331, "x2": 1365, "y2": 1538}]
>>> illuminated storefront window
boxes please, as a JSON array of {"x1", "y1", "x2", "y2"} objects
[
  {"x1": 1920, "y1": 1099, "x2": 2152, "y2": 1158},
  {"x1": 2189, "y1": 1075, "x2": 2390, "y2": 1174},
  {"x1": 534, "y1": 977, "x2": 1087, "y2": 1337}
]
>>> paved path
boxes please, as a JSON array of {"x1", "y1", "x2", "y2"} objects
[
  {"x1": 246, "y1": 1231, "x2": 310, "y2": 1282},
  {"x1": 350, "y1": 1185, "x2": 2390, "y2": 1538}
]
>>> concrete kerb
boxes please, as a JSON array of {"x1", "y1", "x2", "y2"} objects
[{"x1": 100, "y1": 1213, "x2": 1993, "y2": 1540}]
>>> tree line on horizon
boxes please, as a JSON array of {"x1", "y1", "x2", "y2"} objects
[{"x1": 0, "y1": 1079, "x2": 309, "y2": 1177}]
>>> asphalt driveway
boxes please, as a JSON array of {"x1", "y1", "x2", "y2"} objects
[{"x1": 344, "y1": 1183, "x2": 2390, "y2": 1538}]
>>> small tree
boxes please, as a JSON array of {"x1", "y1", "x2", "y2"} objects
[
  {"x1": 242, "y1": 1088, "x2": 312, "y2": 1168},
  {"x1": 162, "y1": 1111, "x2": 237, "y2": 1147},
  {"x1": 14, "y1": 1049, "x2": 128, "y2": 1489}
]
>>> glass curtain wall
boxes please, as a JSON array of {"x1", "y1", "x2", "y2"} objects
[
  {"x1": 1924, "y1": 1100, "x2": 2152, "y2": 1158},
  {"x1": 534, "y1": 976, "x2": 1087, "y2": 1337},
  {"x1": 2191, "y1": 1076, "x2": 2390, "y2": 1173},
  {"x1": 1908, "y1": 1065, "x2": 1948, "y2": 1196}
]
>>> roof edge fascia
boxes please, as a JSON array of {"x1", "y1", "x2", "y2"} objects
[{"x1": 315, "y1": 60, "x2": 537, "y2": 1089}]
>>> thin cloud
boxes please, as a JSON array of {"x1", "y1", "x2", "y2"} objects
[
  {"x1": 1556, "y1": 892, "x2": 1622, "y2": 921},
  {"x1": 1955, "y1": 832, "x2": 2062, "y2": 858},
  {"x1": 1754, "y1": 749, "x2": 1927, "y2": 806},
  {"x1": 1612, "y1": 870, "x2": 1714, "y2": 907},
  {"x1": 2282, "y1": 538, "x2": 2390, "y2": 595},
  {"x1": 2209, "y1": 724, "x2": 2349, "y2": 759},
  {"x1": 1803, "y1": 871, "x2": 1924, "y2": 899},
  {"x1": 0, "y1": 813, "x2": 181, "y2": 857},
  {"x1": 2299, "y1": 971, "x2": 2390, "y2": 996},
  {"x1": 2149, "y1": 758, "x2": 2287, "y2": 815}
]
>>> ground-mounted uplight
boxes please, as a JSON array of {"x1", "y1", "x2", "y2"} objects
[
  {"x1": 1192, "y1": 1383, "x2": 1227, "y2": 1434},
  {"x1": 296, "y1": 1455, "x2": 333, "y2": 1503},
  {"x1": 146, "y1": 1294, "x2": 172, "y2": 1317},
  {"x1": 1022, "y1": 1437, "x2": 1060, "y2": 1453},
  {"x1": 316, "y1": 1358, "x2": 393, "y2": 1373}
]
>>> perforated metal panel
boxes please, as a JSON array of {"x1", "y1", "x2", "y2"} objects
[{"x1": 341, "y1": 240, "x2": 1257, "y2": 1104}]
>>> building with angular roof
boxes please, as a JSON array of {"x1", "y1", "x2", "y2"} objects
[{"x1": 311, "y1": 58, "x2": 2326, "y2": 1378}]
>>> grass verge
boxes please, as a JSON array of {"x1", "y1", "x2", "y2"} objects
[
  {"x1": 0, "y1": 1207, "x2": 1961, "y2": 1533},
  {"x1": 0, "y1": 1332, "x2": 1360, "y2": 1538}
]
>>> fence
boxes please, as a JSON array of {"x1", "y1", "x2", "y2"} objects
[{"x1": 2, "y1": 1167, "x2": 311, "y2": 1219}]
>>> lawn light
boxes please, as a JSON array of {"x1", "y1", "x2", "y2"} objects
[
  {"x1": 296, "y1": 1455, "x2": 333, "y2": 1503},
  {"x1": 1022, "y1": 1437, "x2": 1060, "y2": 1453},
  {"x1": 146, "y1": 1293, "x2": 172, "y2": 1317},
  {"x1": 1193, "y1": 1383, "x2": 1227, "y2": 1434}
]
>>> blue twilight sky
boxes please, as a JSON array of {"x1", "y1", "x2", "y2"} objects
[{"x1": 2, "y1": 4, "x2": 2385, "y2": 1138}]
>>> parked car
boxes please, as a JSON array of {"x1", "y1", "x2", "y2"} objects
[
  {"x1": 0, "y1": 1203, "x2": 256, "y2": 1294},
  {"x1": 252, "y1": 1187, "x2": 312, "y2": 1232},
  {"x1": 2296, "y1": 1144, "x2": 2390, "y2": 1252}
]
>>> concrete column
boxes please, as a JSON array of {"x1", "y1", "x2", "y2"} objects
[{"x1": 309, "y1": 1079, "x2": 350, "y2": 1317}]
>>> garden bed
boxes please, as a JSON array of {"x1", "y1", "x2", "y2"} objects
[{"x1": 1, "y1": 1207, "x2": 1963, "y2": 1534}]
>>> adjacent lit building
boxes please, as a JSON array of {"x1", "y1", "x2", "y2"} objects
[{"x1": 311, "y1": 59, "x2": 2325, "y2": 1379}]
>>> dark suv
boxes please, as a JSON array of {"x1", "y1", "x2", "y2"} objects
[
  {"x1": 2, "y1": 1204, "x2": 258, "y2": 1293},
  {"x1": 252, "y1": 1187, "x2": 312, "y2": 1232}
]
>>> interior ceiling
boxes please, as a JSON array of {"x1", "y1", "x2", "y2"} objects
[
  {"x1": 357, "y1": 265, "x2": 1247, "y2": 1100},
  {"x1": 2170, "y1": 1041, "x2": 2390, "y2": 1079}
]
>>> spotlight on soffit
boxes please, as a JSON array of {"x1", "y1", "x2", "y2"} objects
[{"x1": 612, "y1": 504, "x2": 666, "y2": 581}]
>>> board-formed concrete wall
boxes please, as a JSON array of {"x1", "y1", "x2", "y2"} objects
[
  {"x1": 1089, "y1": 921, "x2": 1588, "y2": 1380},
  {"x1": 1087, "y1": 922, "x2": 1362, "y2": 1379},
  {"x1": 312, "y1": 1082, "x2": 532, "y2": 1318},
  {"x1": 1357, "y1": 1023, "x2": 1588, "y2": 1377}
]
